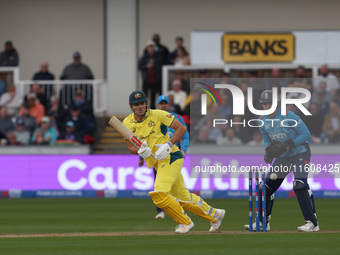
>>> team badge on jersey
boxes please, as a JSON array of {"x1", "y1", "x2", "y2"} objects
[
  {"x1": 148, "y1": 121, "x2": 155, "y2": 127},
  {"x1": 166, "y1": 114, "x2": 172, "y2": 118}
]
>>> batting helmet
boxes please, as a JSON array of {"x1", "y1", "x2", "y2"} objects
[
  {"x1": 129, "y1": 90, "x2": 147, "y2": 105},
  {"x1": 259, "y1": 90, "x2": 273, "y2": 104}
]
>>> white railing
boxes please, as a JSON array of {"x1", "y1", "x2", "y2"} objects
[
  {"x1": 16, "y1": 80, "x2": 107, "y2": 114},
  {"x1": 0, "y1": 67, "x2": 107, "y2": 114}
]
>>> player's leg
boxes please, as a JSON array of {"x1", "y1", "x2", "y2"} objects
[
  {"x1": 169, "y1": 172, "x2": 225, "y2": 232},
  {"x1": 153, "y1": 167, "x2": 165, "y2": 219},
  {"x1": 292, "y1": 147, "x2": 319, "y2": 231},
  {"x1": 150, "y1": 157, "x2": 193, "y2": 233}
]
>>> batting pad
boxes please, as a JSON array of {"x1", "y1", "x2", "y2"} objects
[
  {"x1": 149, "y1": 191, "x2": 191, "y2": 225},
  {"x1": 178, "y1": 193, "x2": 217, "y2": 223}
]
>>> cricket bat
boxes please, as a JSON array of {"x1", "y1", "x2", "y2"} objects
[{"x1": 108, "y1": 116, "x2": 155, "y2": 158}]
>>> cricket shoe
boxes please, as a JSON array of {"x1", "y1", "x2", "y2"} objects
[
  {"x1": 175, "y1": 217, "x2": 194, "y2": 234},
  {"x1": 155, "y1": 211, "x2": 165, "y2": 219},
  {"x1": 297, "y1": 221, "x2": 320, "y2": 232},
  {"x1": 244, "y1": 221, "x2": 270, "y2": 231},
  {"x1": 209, "y1": 209, "x2": 226, "y2": 233}
]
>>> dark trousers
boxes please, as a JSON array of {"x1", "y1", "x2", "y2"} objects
[{"x1": 142, "y1": 81, "x2": 161, "y2": 109}]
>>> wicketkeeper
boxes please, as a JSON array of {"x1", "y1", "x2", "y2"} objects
[
  {"x1": 124, "y1": 90, "x2": 225, "y2": 234},
  {"x1": 245, "y1": 90, "x2": 319, "y2": 232}
]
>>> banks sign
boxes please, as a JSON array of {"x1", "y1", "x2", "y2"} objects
[{"x1": 222, "y1": 33, "x2": 295, "y2": 62}]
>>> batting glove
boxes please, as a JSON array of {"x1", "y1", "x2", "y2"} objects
[
  {"x1": 137, "y1": 141, "x2": 152, "y2": 159},
  {"x1": 154, "y1": 141, "x2": 173, "y2": 161}
]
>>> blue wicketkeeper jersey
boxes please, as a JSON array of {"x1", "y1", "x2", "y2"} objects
[{"x1": 258, "y1": 110, "x2": 311, "y2": 158}]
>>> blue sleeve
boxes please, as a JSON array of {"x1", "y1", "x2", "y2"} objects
[
  {"x1": 258, "y1": 118, "x2": 271, "y2": 148},
  {"x1": 177, "y1": 115, "x2": 190, "y2": 152},
  {"x1": 287, "y1": 111, "x2": 311, "y2": 146}
]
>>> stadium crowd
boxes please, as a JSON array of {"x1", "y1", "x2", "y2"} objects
[{"x1": 0, "y1": 41, "x2": 96, "y2": 146}]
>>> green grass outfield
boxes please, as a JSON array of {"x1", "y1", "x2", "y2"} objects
[{"x1": 0, "y1": 198, "x2": 339, "y2": 255}]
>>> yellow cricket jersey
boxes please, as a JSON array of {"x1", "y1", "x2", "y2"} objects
[{"x1": 123, "y1": 109, "x2": 181, "y2": 168}]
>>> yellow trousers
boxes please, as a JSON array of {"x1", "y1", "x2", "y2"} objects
[{"x1": 150, "y1": 158, "x2": 216, "y2": 224}]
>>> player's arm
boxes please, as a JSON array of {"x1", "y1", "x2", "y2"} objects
[
  {"x1": 125, "y1": 140, "x2": 139, "y2": 155},
  {"x1": 154, "y1": 110, "x2": 186, "y2": 161},
  {"x1": 287, "y1": 111, "x2": 311, "y2": 146}
]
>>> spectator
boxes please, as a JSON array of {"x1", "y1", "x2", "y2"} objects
[
  {"x1": 47, "y1": 96, "x2": 67, "y2": 132},
  {"x1": 231, "y1": 115, "x2": 253, "y2": 144},
  {"x1": 138, "y1": 41, "x2": 162, "y2": 109},
  {"x1": 57, "y1": 120, "x2": 81, "y2": 144},
  {"x1": 195, "y1": 104, "x2": 225, "y2": 143},
  {"x1": 32, "y1": 61, "x2": 55, "y2": 98},
  {"x1": 220, "y1": 72, "x2": 236, "y2": 86},
  {"x1": 31, "y1": 129, "x2": 49, "y2": 145},
  {"x1": 174, "y1": 46, "x2": 190, "y2": 66},
  {"x1": 69, "y1": 89, "x2": 95, "y2": 136},
  {"x1": 147, "y1": 33, "x2": 169, "y2": 65},
  {"x1": 60, "y1": 51, "x2": 94, "y2": 80},
  {"x1": 26, "y1": 83, "x2": 49, "y2": 111},
  {"x1": 217, "y1": 128, "x2": 242, "y2": 145},
  {"x1": 0, "y1": 41, "x2": 19, "y2": 66},
  {"x1": 60, "y1": 51, "x2": 94, "y2": 106},
  {"x1": 0, "y1": 106, "x2": 14, "y2": 135},
  {"x1": 0, "y1": 85, "x2": 23, "y2": 117},
  {"x1": 31, "y1": 116, "x2": 57, "y2": 145},
  {"x1": 219, "y1": 90, "x2": 233, "y2": 119},
  {"x1": 0, "y1": 78, "x2": 5, "y2": 97},
  {"x1": 169, "y1": 36, "x2": 184, "y2": 64},
  {"x1": 19, "y1": 93, "x2": 45, "y2": 124},
  {"x1": 6, "y1": 131, "x2": 23, "y2": 146},
  {"x1": 313, "y1": 81, "x2": 332, "y2": 102},
  {"x1": 167, "y1": 94, "x2": 181, "y2": 114},
  {"x1": 199, "y1": 118, "x2": 223, "y2": 144},
  {"x1": 62, "y1": 105, "x2": 88, "y2": 144},
  {"x1": 13, "y1": 117, "x2": 31, "y2": 145},
  {"x1": 197, "y1": 69, "x2": 214, "y2": 86},
  {"x1": 313, "y1": 89, "x2": 330, "y2": 116},
  {"x1": 321, "y1": 102, "x2": 340, "y2": 143},
  {"x1": 302, "y1": 103, "x2": 324, "y2": 144},
  {"x1": 248, "y1": 130, "x2": 264, "y2": 146},
  {"x1": 169, "y1": 70, "x2": 190, "y2": 94},
  {"x1": 167, "y1": 79, "x2": 187, "y2": 111},
  {"x1": 266, "y1": 67, "x2": 287, "y2": 88},
  {"x1": 295, "y1": 65, "x2": 308, "y2": 78},
  {"x1": 182, "y1": 89, "x2": 202, "y2": 132},
  {"x1": 314, "y1": 64, "x2": 340, "y2": 96},
  {"x1": 19, "y1": 104, "x2": 37, "y2": 134}
]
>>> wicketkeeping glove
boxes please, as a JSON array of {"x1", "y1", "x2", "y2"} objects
[
  {"x1": 265, "y1": 139, "x2": 295, "y2": 158},
  {"x1": 137, "y1": 141, "x2": 152, "y2": 159},
  {"x1": 264, "y1": 150, "x2": 274, "y2": 164},
  {"x1": 154, "y1": 141, "x2": 173, "y2": 161}
]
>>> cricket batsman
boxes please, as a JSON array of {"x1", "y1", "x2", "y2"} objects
[
  {"x1": 138, "y1": 95, "x2": 190, "y2": 219},
  {"x1": 124, "y1": 90, "x2": 225, "y2": 234},
  {"x1": 245, "y1": 90, "x2": 319, "y2": 232}
]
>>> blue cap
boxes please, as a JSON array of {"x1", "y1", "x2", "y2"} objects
[
  {"x1": 66, "y1": 121, "x2": 75, "y2": 127},
  {"x1": 157, "y1": 95, "x2": 169, "y2": 104}
]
